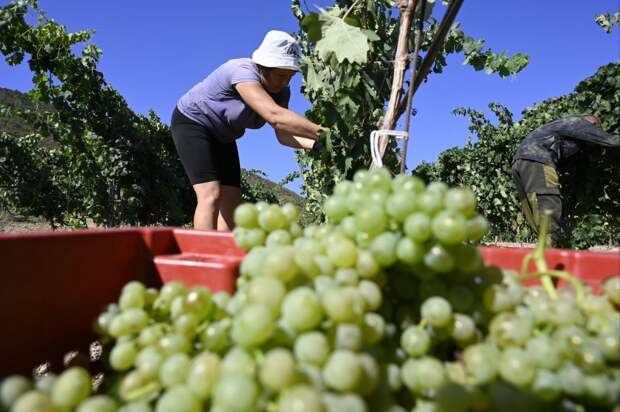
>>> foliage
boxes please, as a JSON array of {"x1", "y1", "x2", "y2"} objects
[
  {"x1": 596, "y1": 11, "x2": 620, "y2": 33},
  {"x1": 291, "y1": 0, "x2": 529, "y2": 222},
  {"x1": 414, "y1": 62, "x2": 620, "y2": 248},
  {"x1": 0, "y1": 1, "x2": 293, "y2": 228}
]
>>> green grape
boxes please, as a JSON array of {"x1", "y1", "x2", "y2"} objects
[
  {"x1": 358, "y1": 280, "x2": 382, "y2": 311},
  {"x1": 277, "y1": 385, "x2": 323, "y2": 412},
  {"x1": 423, "y1": 244, "x2": 454, "y2": 273},
  {"x1": 289, "y1": 222, "x2": 303, "y2": 238},
  {"x1": 138, "y1": 324, "x2": 167, "y2": 347},
  {"x1": 369, "y1": 232, "x2": 399, "y2": 267},
  {"x1": 577, "y1": 346, "x2": 605, "y2": 373},
  {"x1": 76, "y1": 395, "x2": 117, "y2": 412},
  {"x1": 1, "y1": 375, "x2": 32, "y2": 409},
  {"x1": 221, "y1": 347, "x2": 256, "y2": 376},
  {"x1": 356, "y1": 353, "x2": 380, "y2": 395},
  {"x1": 313, "y1": 275, "x2": 337, "y2": 297},
  {"x1": 431, "y1": 211, "x2": 467, "y2": 245},
  {"x1": 135, "y1": 347, "x2": 163, "y2": 379},
  {"x1": 392, "y1": 174, "x2": 425, "y2": 193},
  {"x1": 159, "y1": 281, "x2": 188, "y2": 304},
  {"x1": 353, "y1": 169, "x2": 370, "y2": 185},
  {"x1": 246, "y1": 276, "x2": 286, "y2": 315},
  {"x1": 122, "y1": 308, "x2": 149, "y2": 335},
  {"x1": 498, "y1": 347, "x2": 535, "y2": 387},
  {"x1": 294, "y1": 332, "x2": 330, "y2": 365},
  {"x1": 334, "y1": 323, "x2": 363, "y2": 351},
  {"x1": 603, "y1": 275, "x2": 620, "y2": 305},
  {"x1": 119, "y1": 281, "x2": 147, "y2": 310},
  {"x1": 558, "y1": 363, "x2": 585, "y2": 396},
  {"x1": 325, "y1": 196, "x2": 350, "y2": 223},
  {"x1": 155, "y1": 385, "x2": 201, "y2": 412},
  {"x1": 466, "y1": 215, "x2": 489, "y2": 241},
  {"x1": 174, "y1": 313, "x2": 199, "y2": 337},
  {"x1": 367, "y1": 168, "x2": 392, "y2": 191},
  {"x1": 260, "y1": 348, "x2": 296, "y2": 391},
  {"x1": 213, "y1": 374, "x2": 258, "y2": 412},
  {"x1": 525, "y1": 335, "x2": 561, "y2": 370},
  {"x1": 326, "y1": 235, "x2": 358, "y2": 268},
  {"x1": 335, "y1": 268, "x2": 359, "y2": 286},
  {"x1": 347, "y1": 190, "x2": 369, "y2": 214},
  {"x1": 385, "y1": 191, "x2": 417, "y2": 222},
  {"x1": 322, "y1": 287, "x2": 363, "y2": 323},
  {"x1": 239, "y1": 247, "x2": 266, "y2": 278},
  {"x1": 483, "y1": 285, "x2": 516, "y2": 313},
  {"x1": 159, "y1": 353, "x2": 191, "y2": 387},
  {"x1": 445, "y1": 187, "x2": 477, "y2": 218},
  {"x1": 187, "y1": 351, "x2": 220, "y2": 399},
  {"x1": 262, "y1": 246, "x2": 299, "y2": 283},
  {"x1": 159, "y1": 334, "x2": 191, "y2": 355},
  {"x1": 51, "y1": 367, "x2": 91, "y2": 409},
  {"x1": 258, "y1": 205, "x2": 288, "y2": 232},
  {"x1": 404, "y1": 213, "x2": 432, "y2": 243},
  {"x1": 266, "y1": 229, "x2": 293, "y2": 246},
  {"x1": 463, "y1": 344, "x2": 499, "y2": 384},
  {"x1": 421, "y1": 296, "x2": 453, "y2": 328},
  {"x1": 355, "y1": 205, "x2": 387, "y2": 236},
  {"x1": 201, "y1": 319, "x2": 231, "y2": 353},
  {"x1": 341, "y1": 216, "x2": 358, "y2": 239},
  {"x1": 244, "y1": 228, "x2": 266, "y2": 249},
  {"x1": 450, "y1": 244, "x2": 483, "y2": 274},
  {"x1": 416, "y1": 190, "x2": 443, "y2": 216},
  {"x1": 489, "y1": 312, "x2": 532, "y2": 348},
  {"x1": 356, "y1": 250, "x2": 380, "y2": 278},
  {"x1": 183, "y1": 286, "x2": 213, "y2": 319},
  {"x1": 450, "y1": 313, "x2": 476, "y2": 345},
  {"x1": 231, "y1": 303, "x2": 275, "y2": 347},
  {"x1": 334, "y1": 180, "x2": 353, "y2": 197},
  {"x1": 401, "y1": 357, "x2": 445, "y2": 394},
  {"x1": 110, "y1": 340, "x2": 137, "y2": 371},
  {"x1": 401, "y1": 326, "x2": 430, "y2": 357},
  {"x1": 362, "y1": 312, "x2": 385, "y2": 344},
  {"x1": 11, "y1": 391, "x2": 56, "y2": 412},
  {"x1": 34, "y1": 374, "x2": 57, "y2": 395},
  {"x1": 531, "y1": 370, "x2": 561, "y2": 401},
  {"x1": 234, "y1": 203, "x2": 259, "y2": 228},
  {"x1": 119, "y1": 401, "x2": 152, "y2": 412},
  {"x1": 396, "y1": 237, "x2": 424, "y2": 265},
  {"x1": 281, "y1": 202, "x2": 300, "y2": 224},
  {"x1": 584, "y1": 374, "x2": 609, "y2": 402},
  {"x1": 322, "y1": 350, "x2": 362, "y2": 392},
  {"x1": 599, "y1": 332, "x2": 620, "y2": 361},
  {"x1": 282, "y1": 287, "x2": 323, "y2": 332}
]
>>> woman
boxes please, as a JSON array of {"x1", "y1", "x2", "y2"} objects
[{"x1": 171, "y1": 30, "x2": 324, "y2": 230}]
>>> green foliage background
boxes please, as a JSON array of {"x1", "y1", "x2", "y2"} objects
[
  {"x1": 414, "y1": 63, "x2": 620, "y2": 248},
  {"x1": 290, "y1": 0, "x2": 528, "y2": 222}
]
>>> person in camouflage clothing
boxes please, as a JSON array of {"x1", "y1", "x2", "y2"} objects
[{"x1": 512, "y1": 115, "x2": 619, "y2": 245}]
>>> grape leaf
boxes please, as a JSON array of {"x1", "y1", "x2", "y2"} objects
[{"x1": 316, "y1": 14, "x2": 375, "y2": 64}]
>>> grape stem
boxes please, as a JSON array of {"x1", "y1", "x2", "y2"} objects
[
  {"x1": 517, "y1": 270, "x2": 584, "y2": 304},
  {"x1": 518, "y1": 212, "x2": 585, "y2": 304},
  {"x1": 519, "y1": 212, "x2": 557, "y2": 300}
]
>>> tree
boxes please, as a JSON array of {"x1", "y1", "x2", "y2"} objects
[
  {"x1": 290, "y1": 0, "x2": 529, "y2": 221},
  {"x1": 414, "y1": 62, "x2": 620, "y2": 248}
]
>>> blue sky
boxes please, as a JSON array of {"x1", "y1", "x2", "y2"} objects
[{"x1": 1, "y1": 0, "x2": 618, "y2": 193}]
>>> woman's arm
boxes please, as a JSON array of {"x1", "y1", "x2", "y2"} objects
[
  {"x1": 275, "y1": 130, "x2": 316, "y2": 149},
  {"x1": 235, "y1": 82, "x2": 322, "y2": 139}
]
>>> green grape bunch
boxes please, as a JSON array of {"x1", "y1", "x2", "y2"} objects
[{"x1": 2, "y1": 168, "x2": 619, "y2": 412}]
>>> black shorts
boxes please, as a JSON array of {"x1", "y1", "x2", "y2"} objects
[{"x1": 170, "y1": 107, "x2": 240, "y2": 187}]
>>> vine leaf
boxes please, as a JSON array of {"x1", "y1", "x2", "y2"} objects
[{"x1": 316, "y1": 13, "x2": 376, "y2": 64}]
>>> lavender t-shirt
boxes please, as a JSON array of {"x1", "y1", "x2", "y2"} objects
[{"x1": 177, "y1": 58, "x2": 291, "y2": 142}]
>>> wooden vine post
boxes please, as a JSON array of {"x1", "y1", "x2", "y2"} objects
[{"x1": 371, "y1": 0, "x2": 465, "y2": 171}]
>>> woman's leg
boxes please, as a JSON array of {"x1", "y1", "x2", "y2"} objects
[
  {"x1": 217, "y1": 185, "x2": 242, "y2": 231},
  {"x1": 192, "y1": 181, "x2": 221, "y2": 230}
]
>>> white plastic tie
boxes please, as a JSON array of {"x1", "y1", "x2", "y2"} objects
[{"x1": 370, "y1": 129, "x2": 409, "y2": 167}]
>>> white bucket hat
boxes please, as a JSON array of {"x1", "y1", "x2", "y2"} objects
[{"x1": 252, "y1": 30, "x2": 301, "y2": 71}]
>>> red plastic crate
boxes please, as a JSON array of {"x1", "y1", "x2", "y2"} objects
[{"x1": 0, "y1": 228, "x2": 617, "y2": 376}]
